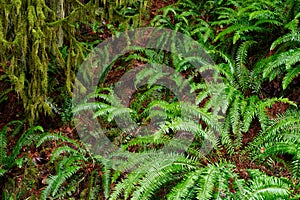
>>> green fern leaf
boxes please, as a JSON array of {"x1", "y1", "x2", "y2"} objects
[
  {"x1": 51, "y1": 165, "x2": 81, "y2": 197},
  {"x1": 263, "y1": 49, "x2": 300, "y2": 80},
  {"x1": 167, "y1": 170, "x2": 200, "y2": 199},
  {"x1": 0, "y1": 127, "x2": 7, "y2": 166},
  {"x1": 282, "y1": 65, "x2": 300, "y2": 89},
  {"x1": 247, "y1": 170, "x2": 291, "y2": 199},
  {"x1": 271, "y1": 32, "x2": 300, "y2": 50},
  {"x1": 236, "y1": 40, "x2": 257, "y2": 68}
]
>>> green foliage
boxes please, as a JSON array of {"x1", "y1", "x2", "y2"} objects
[
  {"x1": 246, "y1": 108, "x2": 300, "y2": 180},
  {"x1": 103, "y1": 0, "x2": 300, "y2": 199},
  {"x1": 0, "y1": 0, "x2": 147, "y2": 125},
  {"x1": 74, "y1": 81, "x2": 221, "y2": 155},
  {"x1": 245, "y1": 169, "x2": 291, "y2": 199},
  {"x1": 193, "y1": 41, "x2": 296, "y2": 155},
  {"x1": 0, "y1": 121, "x2": 44, "y2": 199},
  {"x1": 264, "y1": 31, "x2": 300, "y2": 89},
  {"x1": 151, "y1": 0, "x2": 300, "y2": 91},
  {"x1": 1, "y1": 0, "x2": 300, "y2": 199},
  {"x1": 0, "y1": 121, "x2": 43, "y2": 175},
  {"x1": 110, "y1": 156, "x2": 293, "y2": 199},
  {"x1": 37, "y1": 132, "x2": 107, "y2": 200}
]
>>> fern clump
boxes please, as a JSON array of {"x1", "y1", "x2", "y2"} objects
[
  {"x1": 246, "y1": 108, "x2": 300, "y2": 180},
  {"x1": 37, "y1": 132, "x2": 109, "y2": 200}
]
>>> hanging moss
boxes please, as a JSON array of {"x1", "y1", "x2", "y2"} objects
[{"x1": 0, "y1": 0, "x2": 147, "y2": 125}]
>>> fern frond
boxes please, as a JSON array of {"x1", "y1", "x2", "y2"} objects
[
  {"x1": 282, "y1": 65, "x2": 300, "y2": 90},
  {"x1": 245, "y1": 108, "x2": 300, "y2": 166},
  {"x1": 42, "y1": 175, "x2": 57, "y2": 200},
  {"x1": 191, "y1": 20, "x2": 214, "y2": 43},
  {"x1": 43, "y1": 165, "x2": 81, "y2": 199},
  {"x1": 122, "y1": 134, "x2": 170, "y2": 151},
  {"x1": 54, "y1": 178, "x2": 80, "y2": 199},
  {"x1": 214, "y1": 25, "x2": 261, "y2": 44},
  {"x1": 292, "y1": 159, "x2": 300, "y2": 179},
  {"x1": 249, "y1": 9, "x2": 283, "y2": 26},
  {"x1": 50, "y1": 146, "x2": 80, "y2": 163},
  {"x1": 107, "y1": 107, "x2": 137, "y2": 123},
  {"x1": 196, "y1": 166, "x2": 216, "y2": 199},
  {"x1": 263, "y1": 48, "x2": 300, "y2": 80},
  {"x1": 247, "y1": 170, "x2": 291, "y2": 199},
  {"x1": 112, "y1": 153, "x2": 196, "y2": 200},
  {"x1": 263, "y1": 143, "x2": 299, "y2": 159},
  {"x1": 130, "y1": 160, "x2": 184, "y2": 200},
  {"x1": 271, "y1": 32, "x2": 300, "y2": 50},
  {"x1": 0, "y1": 126, "x2": 7, "y2": 167},
  {"x1": 166, "y1": 170, "x2": 200, "y2": 199},
  {"x1": 242, "y1": 95, "x2": 258, "y2": 132},
  {"x1": 254, "y1": 19, "x2": 283, "y2": 26},
  {"x1": 72, "y1": 102, "x2": 103, "y2": 114},
  {"x1": 102, "y1": 165, "x2": 112, "y2": 199},
  {"x1": 10, "y1": 125, "x2": 43, "y2": 161},
  {"x1": 37, "y1": 132, "x2": 83, "y2": 152},
  {"x1": 236, "y1": 40, "x2": 256, "y2": 68}
]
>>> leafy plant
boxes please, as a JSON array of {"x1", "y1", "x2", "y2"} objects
[
  {"x1": 0, "y1": 121, "x2": 44, "y2": 199},
  {"x1": 0, "y1": 121, "x2": 43, "y2": 177},
  {"x1": 103, "y1": 0, "x2": 300, "y2": 199},
  {"x1": 2, "y1": 0, "x2": 300, "y2": 199},
  {"x1": 37, "y1": 132, "x2": 108, "y2": 199},
  {"x1": 109, "y1": 155, "x2": 294, "y2": 199},
  {"x1": 263, "y1": 30, "x2": 300, "y2": 90},
  {"x1": 246, "y1": 108, "x2": 300, "y2": 179}
]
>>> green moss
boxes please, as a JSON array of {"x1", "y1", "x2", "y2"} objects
[{"x1": 0, "y1": 0, "x2": 146, "y2": 125}]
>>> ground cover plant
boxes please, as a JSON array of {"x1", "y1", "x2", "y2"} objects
[{"x1": 0, "y1": 0, "x2": 300, "y2": 199}]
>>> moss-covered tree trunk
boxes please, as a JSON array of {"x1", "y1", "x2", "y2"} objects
[
  {"x1": 0, "y1": 0, "x2": 146, "y2": 125},
  {"x1": 0, "y1": 0, "x2": 93, "y2": 124}
]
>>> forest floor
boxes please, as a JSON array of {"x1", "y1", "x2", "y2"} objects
[{"x1": 1, "y1": 0, "x2": 300, "y2": 198}]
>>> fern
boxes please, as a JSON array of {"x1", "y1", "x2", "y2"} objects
[
  {"x1": 38, "y1": 131, "x2": 106, "y2": 200},
  {"x1": 236, "y1": 40, "x2": 257, "y2": 68},
  {"x1": 262, "y1": 30, "x2": 300, "y2": 89},
  {"x1": 10, "y1": 125, "x2": 43, "y2": 162},
  {"x1": 49, "y1": 146, "x2": 81, "y2": 163},
  {"x1": 211, "y1": 80, "x2": 295, "y2": 154},
  {"x1": 246, "y1": 170, "x2": 291, "y2": 199},
  {"x1": 0, "y1": 126, "x2": 7, "y2": 168},
  {"x1": 257, "y1": 6, "x2": 300, "y2": 89},
  {"x1": 75, "y1": 1, "x2": 300, "y2": 199},
  {"x1": 109, "y1": 154, "x2": 196, "y2": 200},
  {"x1": 263, "y1": 49, "x2": 300, "y2": 78},
  {"x1": 282, "y1": 65, "x2": 300, "y2": 90},
  {"x1": 37, "y1": 132, "x2": 82, "y2": 151},
  {"x1": 43, "y1": 165, "x2": 81, "y2": 198},
  {"x1": 246, "y1": 108, "x2": 300, "y2": 179},
  {"x1": 249, "y1": 10, "x2": 283, "y2": 26},
  {"x1": 211, "y1": 0, "x2": 278, "y2": 45},
  {"x1": 0, "y1": 121, "x2": 43, "y2": 172},
  {"x1": 270, "y1": 32, "x2": 300, "y2": 51},
  {"x1": 110, "y1": 155, "x2": 294, "y2": 199},
  {"x1": 211, "y1": 41, "x2": 261, "y2": 94}
]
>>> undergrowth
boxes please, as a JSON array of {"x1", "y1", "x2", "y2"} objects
[{"x1": 1, "y1": 0, "x2": 300, "y2": 199}]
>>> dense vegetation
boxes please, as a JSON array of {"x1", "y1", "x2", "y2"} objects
[{"x1": 0, "y1": 0, "x2": 300, "y2": 199}]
